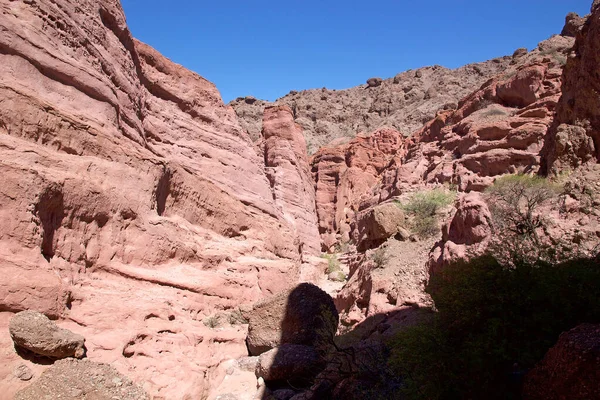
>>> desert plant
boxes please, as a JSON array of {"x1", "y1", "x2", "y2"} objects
[
  {"x1": 485, "y1": 174, "x2": 560, "y2": 265},
  {"x1": 322, "y1": 253, "x2": 342, "y2": 274},
  {"x1": 227, "y1": 308, "x2": 248, "y2": 325},
  {"x1": 398, "y1": 189, "x2": 455, "y2": 238},
  {"x1": 371, "y1": 246, "x2": 388, "y2": 269},
  {"x1": 482, "y1": 107, "x2": 509, "y2": 118},
  {"x1": 203, "y1": 315, "x2": 220, "y2": 329}
]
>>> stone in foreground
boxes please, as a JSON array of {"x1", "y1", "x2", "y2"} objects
[
  {"x1": 14, "y1": 358, "x2": 148, "y2": 400},
  {"x1": 523, "y1": 323, "x2": 600, "y2": 400},
  {"x1": 245, "y1": 283, "x2": 338, "y2": 356},
  {"x1": 256, "y1": 344, "x2": 323, "y2": 385},
  {"x1": 9, "y1": 311, "x2": 85, "y2": 359}
]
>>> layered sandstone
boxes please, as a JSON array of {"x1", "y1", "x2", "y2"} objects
[
  {"x1": 0, "y1": 1, "x2": 308, "y2": 398},
  {"x1": 263, "y1": 106, "x2": 321, "y2": 258}
]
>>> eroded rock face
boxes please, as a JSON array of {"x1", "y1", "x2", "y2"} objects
[
  {"x1": 245, "y1": 283, "x2": 338, "y2": 356},
  {"x1": 523, "y1": 323, "x2": 600, "y2": 400},
  {"x1": 311, "y1": 128, "x2": 406, "y2": 249},
  {"x1": 9, "y1": 311, "x2": 85, "y2": 359},
  {"x1": 429, "y1": 193, "x2": 492, "y2": 274},
  {"x1": 544, "y1": 4, "x2": 600, "y2": 173},
  {"x1": 0, "y1": 1, "x2": 306, "y2": 397},
  {"x1": 562, "y1": 12, "x2": 588, "y2": 38},
  {"x1": 15, "y1": 358, "x2": 149, "y2": 400}
]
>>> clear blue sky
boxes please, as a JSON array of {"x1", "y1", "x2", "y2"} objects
[{"x1": 121, "y1": 0, "x2": 591, "y2": 103}]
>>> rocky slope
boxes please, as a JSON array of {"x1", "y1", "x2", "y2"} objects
[
  {"x1": 310, "y1": 10, "x2": 600, "y2": 329},
  {"x1": 0, "y1": 1, "x2": 320, "y2": 398},
  {"x1": 231, "y1": 58, "x2": 513, "y2": 153}
]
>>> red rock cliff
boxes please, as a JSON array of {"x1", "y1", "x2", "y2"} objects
[{"x1": 0, "y1": 1, "x2": 309, "y2": 398}]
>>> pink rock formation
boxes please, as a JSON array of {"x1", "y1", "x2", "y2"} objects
[
  {"x1": 311, "y1": 128, "x2": 406, "y2": 249},
  {"x1": 263, "y1": 106, "x2": 321, "y2": 257},
  {"x1": 429, "y1": 192, "x2": 493, "y2": 274},
  {"x1": 0, "y1": 1, "x2": 309, "y2": 398}
]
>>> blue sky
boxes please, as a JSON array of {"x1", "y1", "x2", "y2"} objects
[{"x1": 121, "y1": 0, "x2": 591, "y2": 103}]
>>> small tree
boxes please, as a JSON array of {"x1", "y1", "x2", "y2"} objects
[
  {"x1": 398, "y1": 189, "x2": 455, "y2": 238},
  {"x1": 485, "y1": 175, "x2": 559, "y2": 265}
]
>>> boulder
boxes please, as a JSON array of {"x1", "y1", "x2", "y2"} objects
[
  {"x1": 561, "y1": 12, "x2": 587, "y2": 38},
  {"x1": 14, "y1": 358, "x2": 148, "y2": 400},
  {"x1": 356, "y1": 203, "x2": 406, "y2": 250},
  {"x1": 245, "y1": 283, "x2": 338, "y2": 356},
  {"x1": 512, "y1": 48, "x2": 528, "y2": 58},
  {"x1": 523, "y1": 323, "x2": 600, "y2": 400},
  {"x1": 9, "y1": 311, "x2": 85, "y2": 359},
  {"x1": 429, "y1": 192, "x2": 492, "y2": 274},
  {"x1": 366, "y1": 77, "x2": 383, "y2": 88},
  {"x1": 256, "y1": 344, "x2": 324, "y2": 384},
  {"x1": 496, "y1": 65, "x2": 546, "y2": 108}
]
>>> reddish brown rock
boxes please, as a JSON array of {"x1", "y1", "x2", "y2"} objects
[
  {"x1": 561, "y1": 12, "x2": 587, "y2": 38},
  {"x1": 9, "y1": 311, "x2": 85, "y2": 360},
  {"x1": 15, "y1": 358, "x2": 149, "y2": 400},
  {"x1": 231, "y1": 61, "x2": 513, "y2": 154},
  {"x1": 544, "y1": 4, "x2": 600, "y2": 173},
  {"x1": 355, "y1": 203, "x2": 406, "y2": 251},
  {"x1": 523, "y1": 323, "x2": 600, "y2": 400}
]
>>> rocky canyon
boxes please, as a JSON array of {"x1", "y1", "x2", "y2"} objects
[{"x1": 0, "y1": 1, "x2": 599, "y2": 400}]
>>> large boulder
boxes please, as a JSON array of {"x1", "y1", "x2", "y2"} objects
[
  {"x1": 14, "y1": 358, "x2": 148, "y2": 400},
  {"x1": 256, "y1": 344, "x2": 324, "y2": 385},
  {"x1": 356, "y1": 203, "x2": 406, "y2": 251},
  {"x1": 9, "y1": 311, "x2": 85, "y2": 359},
  {"x1": 523, "y1": 323, "x2": 600, "y2": 400},
  {"x1": 245, "y1": 283, "x2": 338, "y2": 356}
]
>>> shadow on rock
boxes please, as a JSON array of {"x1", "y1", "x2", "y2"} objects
[{"x1": 253, "y1": 284, "x2": 428, "y2": 399}]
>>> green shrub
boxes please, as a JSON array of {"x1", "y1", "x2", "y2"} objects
[
  {"x1": 397, "y1": 189, "x2": 455, "y2": 238},
  {"x1": 322, "y1": 253, "x2": 341, "y2": 274},
  {"x1": 389, "y1": 255, "x2": 600, "y2": 399}
]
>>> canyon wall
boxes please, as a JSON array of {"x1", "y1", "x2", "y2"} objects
[{"x1": 0, "y1": 1, "x2": 315, "y2": 398}]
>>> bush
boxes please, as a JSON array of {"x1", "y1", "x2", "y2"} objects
[
  {"x1": 485, "y1": 174, "x2": 560, "y2": 265},
  {"x1": 203, "y1": 315, "x2": 221, "y2": 329},
  {"x1": 397, "y1": 189, "x2": 455, "y2": 238},
  {"x1": 389, "y1": 255, "x2": 600, "y2": 399},
  {"x1": 322, "y1": 253, "x2": 341, "y2": 274},
  {"x1": 371, "y1": 246, "x2": 388, "y2": 269},
  {"x1": 227, "y1": 308, "x2": 248, "y2": 325}
]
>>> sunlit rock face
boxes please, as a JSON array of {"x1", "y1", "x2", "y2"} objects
[{"x1": 0, "y1": 0, "x2": 307, "y2": 398}]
